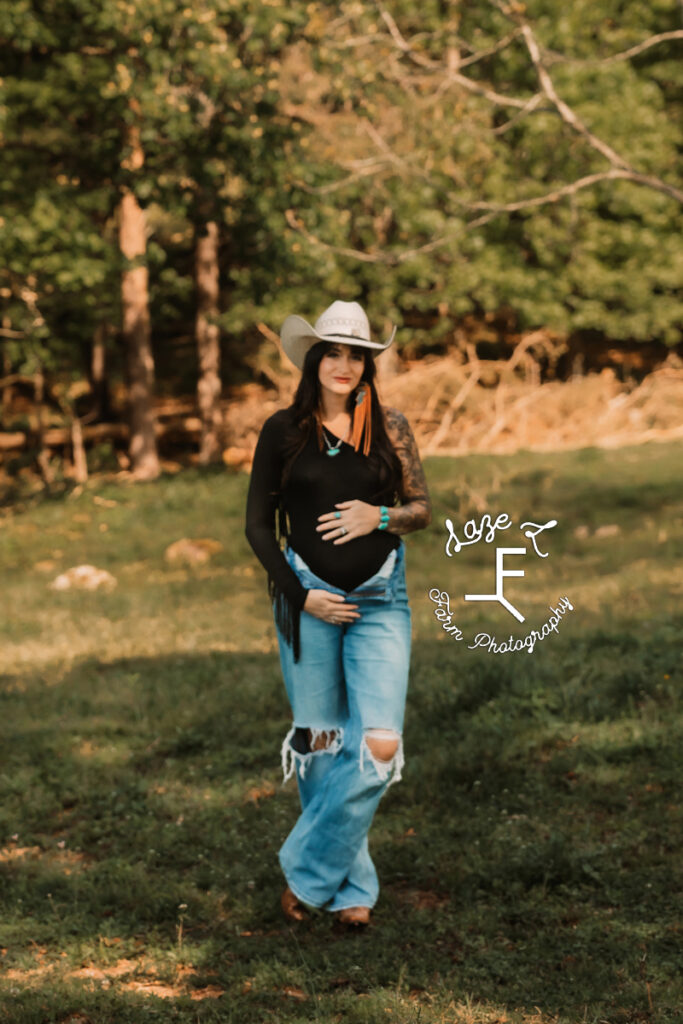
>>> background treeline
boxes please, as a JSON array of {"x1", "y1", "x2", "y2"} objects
[{"x1": 0, "y1": 0, "x2": 681, "y2": 481}]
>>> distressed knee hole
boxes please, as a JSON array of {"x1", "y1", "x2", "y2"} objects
[
  {"x1": 307, "y1": 728, "x2": 338, "y2": 751},
  {"x1": 360, "y1": 729, "x2": 404, "y2": 786},
  {"x1": 365, "y1": 729, "x2": 400, "y2": 762},
  {"x1": 280, "y1": 724, "x2": 344, "y2": 783}
]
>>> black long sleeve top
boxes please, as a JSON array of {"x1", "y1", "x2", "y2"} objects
[{"x1": 245, "y1": 407, "x2": 399, "y2": 659}]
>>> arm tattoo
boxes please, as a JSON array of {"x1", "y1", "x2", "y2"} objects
[{"x1": 383, "y1": 407, "x2": 431, "y2": 535}]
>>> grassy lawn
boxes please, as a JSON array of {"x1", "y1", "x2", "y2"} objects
[{"x1": 0, "y1": 441, "x2": 681, "y2": 1023}]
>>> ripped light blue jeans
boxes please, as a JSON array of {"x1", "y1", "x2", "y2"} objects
[{"x1": 275, "y1": 541, "x2": 411, "y2": 911}]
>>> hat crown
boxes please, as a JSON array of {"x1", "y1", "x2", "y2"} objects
[
  {"x1": 279, "y1": 299, "x2": 396, "y2": 370},
  {"x1": 314, "y1": 301, "x2": 371, "y2": 343}
]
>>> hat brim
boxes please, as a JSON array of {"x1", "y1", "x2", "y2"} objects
[{"x1": 280, "y1": 315, "x2": 396, "y2": 371}]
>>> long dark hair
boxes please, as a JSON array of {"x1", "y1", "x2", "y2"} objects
[{"x1": 281, "y1": 340, "x2": 403, "y2": 500}]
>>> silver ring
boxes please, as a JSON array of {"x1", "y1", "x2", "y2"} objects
[
  {"x1": 331, "y1": 617, "x2": 339, "y2": 624},
  {"x1": 340, "y1": 526, "x2": 347, "y2": 536}
]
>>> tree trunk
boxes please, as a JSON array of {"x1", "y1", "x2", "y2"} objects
[
  {"x1": 34, "y1": 367, "x2": 54, "y2": 487},
  {"x1": 195, "y1": 220, "x2": 223, "y2": 464},
  {"x1": 71, "y1": 415, "x2": 88, "y2": 483},
  {"x1": 1, "y1": 325, "x2": 12, "y2": 428},
  {"x1": 91, "y1": 321, "x2": 112, "y2": 420},
  {"x1": 119, "y1": 114, "x2": 159, "y2": 480},
  {"x1": 119, "y1": 187, "x2": 160, "y2": 479}
]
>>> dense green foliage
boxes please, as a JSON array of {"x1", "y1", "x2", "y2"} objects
[
  {"x1": 0, "y1": 0, "x2": 307, "y2": 388},
  {"x1": 287, "y1": 0, "x2": 683, "y2": 350},
  {"x1": 0, "y1": 1, "x2": 681, "y2": 388},
  {"x1": 0, "y1": 442, "x2": 681, "y2": 1020}
]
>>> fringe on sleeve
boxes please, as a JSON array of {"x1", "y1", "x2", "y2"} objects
[
  {"x1": 268, "y1": 498, "x2": 302, "y2": 663},
  {"x1": 269, "y1": 579, "x2": 301, "y2": 663}
]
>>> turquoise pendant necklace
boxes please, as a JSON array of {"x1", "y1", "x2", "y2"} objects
[{"x1": 322, "y1": 424, "x2": 349, "y2": 457}]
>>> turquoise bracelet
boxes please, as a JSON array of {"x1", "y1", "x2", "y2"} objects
[{"x1": 378, "y1": 505, "x2": 390, "y2": 531}]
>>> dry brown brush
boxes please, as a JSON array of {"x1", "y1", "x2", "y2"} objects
[{"x1": 225, "y1": 337, "x2": 683, "y2": 467}]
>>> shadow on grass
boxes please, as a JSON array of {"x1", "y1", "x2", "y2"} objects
[{"x1": 1, "y1": 624, "x2": 681, "y2": 1022}]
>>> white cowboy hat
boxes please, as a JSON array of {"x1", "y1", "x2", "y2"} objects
[{"x1": 280, "y1": 300, "x2": 396, "y2": 370}]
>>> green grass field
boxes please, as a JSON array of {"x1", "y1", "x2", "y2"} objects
[{"x1": 0, "y1": 442, "x2": 681, "y2": 1024}]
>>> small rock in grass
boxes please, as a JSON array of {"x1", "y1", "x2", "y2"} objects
[
  {"x1": 35, "y1": 560, "x2": 58, "y2": 573},
  {"x1": 594, "y1": 524, "x2": 621, "y2": 538},
  {"x1": 164, "y1": 538, "x2": 223, "y2": 566},
  {"x1": 49, "y1": 565, "x2": 117, "y2": 591}
]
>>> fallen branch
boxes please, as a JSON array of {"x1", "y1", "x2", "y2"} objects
[
  {"x1": 0, "y1": 418, "x2": 205, "y2": 453},
  {"x1": 427, "y1": 364, "x2": 482, "y2": 450}
]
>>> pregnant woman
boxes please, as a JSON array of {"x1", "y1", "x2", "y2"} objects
[{"x1": 245, "y1": 299, "x2": 431, "y2": 925}]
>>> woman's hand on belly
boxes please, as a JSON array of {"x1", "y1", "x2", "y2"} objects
[
  {"x1": 317, "y1": 500, "x2": 380, "y2": 545},
  {"x1": 303, "y1": 589, "x2": 361, "y2": 624}
]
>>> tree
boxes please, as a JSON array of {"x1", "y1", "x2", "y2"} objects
[
  {"x1": 279, "y1": 0, "x2": 683, "y2": 351},
  {"x1": 195, "y1": 219, "x2": 222, "y2": 463},
  {"x1": 0, "y1": 0, "x2": 308, "y2": 473},
  {"x1": 120, "y1": 113, "x2": 160, "y2": 480}
]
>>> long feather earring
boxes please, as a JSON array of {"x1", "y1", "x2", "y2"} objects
[{"x1": 350, "y1": 381, "x2": 372, "y2": 456}]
